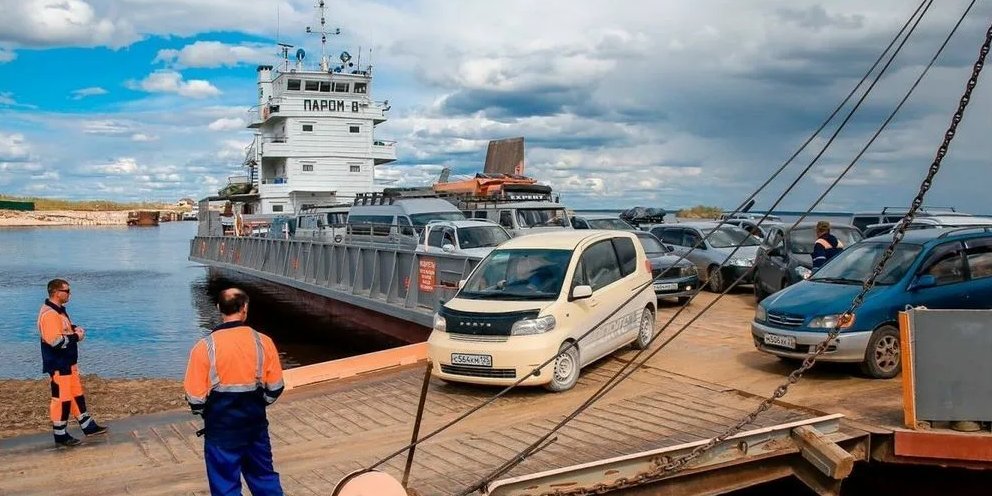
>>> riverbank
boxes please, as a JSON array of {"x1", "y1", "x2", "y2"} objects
[
  {"x1": 0, "y1": 376, "x2": 184, "y2": 439},
  {"x1": 0, "y1": 209, "x2": 130, "y2": 227}
]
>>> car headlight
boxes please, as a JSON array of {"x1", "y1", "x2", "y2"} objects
[
  {"x1": 808, "y1": 313, "x2": 855, "y2": 329},
  {"x1": 755, "y1": 305, "x2": 767, "y2": 322},
  {"x1": 729, "y1": 257, "x2": 753, "y2": 267},
  {"x1": 433, "y1": 313, "x2": 447, "y2": 332},
  {"x1": 795, "y1": 266, "x2": 812, "y2": 280},
  {"x1": 511, "y1": 315, "x2": 556, "y2": 336}
]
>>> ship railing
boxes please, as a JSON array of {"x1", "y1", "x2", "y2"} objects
[{"x1": 190, "y1": 234, "x2": 481, "y2": 314}]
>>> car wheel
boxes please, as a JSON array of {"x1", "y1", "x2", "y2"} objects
[
  {"x1": 633, "y1": 308, "x2": 655, "y2": 350},
  {"x1": 860, "y1": 325, "x2": 901, "y2": 379},
  {"x1": 754, "y1": 282, "x2": 769, "y2": 302},
  {"x1": 677, "y1": 296, "x2": 691, "y2": 306},
  {"x1": 707, "y1": 266, "x2": 724, "y2": 293},
  {"x1": 545, "y1": 343, "x2": 580, "y2": 392}
]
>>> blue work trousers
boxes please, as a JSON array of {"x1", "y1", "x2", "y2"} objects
[{"x1": 204, "y1": 429, "x2": 283, "y2": 496}]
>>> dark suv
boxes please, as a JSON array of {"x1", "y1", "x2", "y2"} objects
[{"x1": 753, "y1": 222, "x2": 862, "y2": 301}]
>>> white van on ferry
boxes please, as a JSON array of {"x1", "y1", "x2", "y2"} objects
[{"x1": 427, "y1": 231, "x2": 657, "y2": 391}]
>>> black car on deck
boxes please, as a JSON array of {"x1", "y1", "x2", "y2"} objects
[{"x1": 634, "y1": 231, "x2": 699, "y2": 305}]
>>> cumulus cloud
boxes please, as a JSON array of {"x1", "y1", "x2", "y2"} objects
[
  {"x1": 131, "y1": 133, "x2": 158, "y2": 142},
  {"x1": 0, "y1": 0, "x2": 138, "y2": 48},
  {"x1": 126, "y1": 70, "x2": 221, "y2": 98},
  {"x1": 90, "y1": 157, "x2": 141, "y2": 175},
  {"x1": 0, "y1": 132, "x2": 32, "y2": 162},
  {"x1": 154, "y1": 41, "x2": 271, "y2": 68},
  {"x1": 70, "y1": 86, "x2": 108, "y2": 100},
  {"x1": 208, "y1": 117, "x2": 246, "y2": 131}
]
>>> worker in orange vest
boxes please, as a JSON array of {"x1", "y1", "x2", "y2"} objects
[
  {"x1": 38, "y1": 278, "x2": 107, "y2": 447},
  {"x1": 184, "y1": 288, "x2": 285, "y2": 495}
]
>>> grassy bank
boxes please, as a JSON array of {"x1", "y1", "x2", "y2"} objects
[
  {"x1": 0, "y1": 194, "x2": 174, "y2": 212},
  {"x1": 678, "y1": 205, "x2": 723, "y2": 219}
]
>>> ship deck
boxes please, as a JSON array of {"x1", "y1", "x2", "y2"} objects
[{"x1": 0, "y1": 292, "x2": 902, "y2": 495}]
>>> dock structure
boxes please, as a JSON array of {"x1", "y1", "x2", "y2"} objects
[{"x1": 3, "y1": 292, "x2": 905, "y2": 495}]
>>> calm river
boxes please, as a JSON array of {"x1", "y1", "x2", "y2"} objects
[{"x1": 0, "y1": 222, "x2": 393, "y2": 379}]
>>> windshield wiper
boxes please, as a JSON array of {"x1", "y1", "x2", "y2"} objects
[{"x1": 812, "y1": 276, "x2": 863, "y2": 285}]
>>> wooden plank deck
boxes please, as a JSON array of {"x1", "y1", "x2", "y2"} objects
[{"x1": 0, "y1": 292, "x2": 896, "y2": 495}]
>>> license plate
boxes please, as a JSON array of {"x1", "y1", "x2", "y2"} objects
[
  {"x1": 764, "y1": 333, "x2": 796, "y2": 349},
  {"x1": 654, "y1": 282, "x2": 678, "y2": 291},
  {"x1": 451, "y1": 353, "x2": 492, "y2": 367}
]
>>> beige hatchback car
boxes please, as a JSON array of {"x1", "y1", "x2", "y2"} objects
[{"x1": 428, "y1": 231, "x2": 657, "y2": 391}]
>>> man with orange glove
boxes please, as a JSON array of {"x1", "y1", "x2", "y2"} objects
[
  {"x1": 38, "y1": 278, "x2": 107, "y2": 447},
  {"x1": 185, "y1": 288, "x2": 285, "y2": 495}
]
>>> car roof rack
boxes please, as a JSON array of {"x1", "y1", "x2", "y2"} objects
[
  {"x1": 936, "y1": 226, "x2": 992, "y2": 239},
  {"x1": 880, "y1": 205, "x2": 957, "y2": 215}
]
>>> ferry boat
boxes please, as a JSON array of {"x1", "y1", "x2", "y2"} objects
[{"x1": 239, "y1": 1, "x2": 396, "y2": 216}]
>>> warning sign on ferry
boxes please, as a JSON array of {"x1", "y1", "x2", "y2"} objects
[{"x1": 419, "y1": 258, "x2": 436, "y2": 293}]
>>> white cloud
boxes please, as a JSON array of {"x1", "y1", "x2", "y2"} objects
[
  {"x1": 154, "y1": 41, "x2": 271, "y2": 68},
  {"x1": 83, "y1": 120, "x2": 132, "y2": 135},
  {"x1": 130, "y1": 133, "x2": 158, "y2": 142},
  {"x1": 208, "y1": 117, "x2": 246, "y2": 131},
  {"x1": 0, "y1": 132, "x2": 33, "y2": 162},
  {"x1": 90, "y1": 157, "x2": 141, "y2": 175},
  {"x1": 70, "y1": 86, "x2": 108, "y2": 100},
  {"x1": 126, "y1": 70, "x2": 221, "y2": 99},
  {"x1": 0, "y1": 0, "x2": 138, "y2": 48},
  {"x1": 31, "y1": 171, "x2": 60, "y2": 180},
  {"x1": 0, "y1": 46, "x2": 15, "y2": 63}
]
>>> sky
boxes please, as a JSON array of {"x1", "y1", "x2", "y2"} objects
[{"x1": 0, "y1": 0, "x2": 990, "y2": 212}]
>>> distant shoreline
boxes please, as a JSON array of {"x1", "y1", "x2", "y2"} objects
[{"x1": 0, "y1": 210, "x2": 130, "y2": 227}]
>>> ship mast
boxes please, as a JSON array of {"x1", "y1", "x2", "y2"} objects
[{"x1": 307, "y1": 0, "x2": 340, "y2": 72}]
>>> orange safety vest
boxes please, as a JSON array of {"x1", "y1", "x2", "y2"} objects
[{"x1": 38, "y1": 300, "x2": 80, "y2": 375}]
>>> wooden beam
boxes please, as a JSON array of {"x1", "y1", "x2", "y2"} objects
[{"x1": 791, "y1": 426, "x2": 855, "y2": 479}]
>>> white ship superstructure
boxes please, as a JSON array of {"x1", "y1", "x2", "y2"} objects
[{"x1": 243, "y1": 5, "x2": 395, "y2": 215}]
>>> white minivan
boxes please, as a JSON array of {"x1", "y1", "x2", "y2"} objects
[{"x1": 427, "y1": 231, "x2": 657, "y2": 391}]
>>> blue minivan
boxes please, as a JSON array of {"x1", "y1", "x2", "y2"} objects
[{"x1": 752, "y1": 228, "x2": 992, "y2": 378}]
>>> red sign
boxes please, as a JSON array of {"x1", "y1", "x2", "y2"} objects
[{"x1": 419, "y1": 258, "x2": 437, "y2": 293}]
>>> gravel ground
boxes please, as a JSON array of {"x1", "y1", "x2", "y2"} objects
[{"x1": 0, "y1": 375, "x2": 185, "y2": 439}]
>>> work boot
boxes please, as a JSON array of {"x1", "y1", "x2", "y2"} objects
[
  {"x1": 54, "y1": 433, "x2": 82, "y2": 447},
  {"x1": 81, "y1": 421, "x2": 108, "y2": 436},
  {"x1": 79, "y1": 413, "x2": 108, "y2": 436}
]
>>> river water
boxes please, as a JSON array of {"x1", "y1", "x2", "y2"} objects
[{"x1": 0, "y1": 222, "x2": 395, "y2": 379}]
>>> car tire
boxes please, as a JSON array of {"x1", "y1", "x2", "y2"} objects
[
  {"x1": 860, "y1": 325, "x2": 901, "y2": 379},
  {"x1": 633, "y1": 308, "x2": 655, "y2": 350},
  {"x1": 545, "y1": 343, "x2": 580, "y2": 392},
  {"x1": 707, "y1": 266, "x2": 724, "y2": 293},
  {"x1": 677, "y1": 296, "x2": 691, "y2": 306}
]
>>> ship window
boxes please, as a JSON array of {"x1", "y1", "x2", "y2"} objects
[
  {"x1": 287, "y1": 79, "x2": 301, "y2": 91},
  {"x1": 302, "y1": 124, "x2": 314, "y2": 132},
  {"x1": 319, "y1": 81, "x2": 331, "y2": 92},
  {"x1": 272, "y1": 205, "x2": 284, "y2": 212},
  {"x1": 304, "y1": 80, "x2": 319, "y2": 91},
  {"x1": 302, "y1": 163, "x2": 314, "y2": 172},
  {"x1": 334, "y1": 82, "x2": 349, "y2": 92},
  {"x1": 349, "y1": 125, "x2": 360, "y2": 133},
  {"x1": 350, "y1": 165, "x2": 361, "y2": 173},
  {"x1": 354, "y1": 82, "x2": 367, "y2": 94}
]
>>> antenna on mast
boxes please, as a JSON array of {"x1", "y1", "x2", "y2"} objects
[{"x1": 306, "y1": 0, "x2": 340, "y2": 72}]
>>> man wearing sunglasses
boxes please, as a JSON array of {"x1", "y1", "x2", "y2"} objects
[{"x1": 38, "y1": 278, "x2": 107, "y2": 447}]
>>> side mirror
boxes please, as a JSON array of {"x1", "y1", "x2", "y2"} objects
[
  {"x1": 666, "y1": 245, "x2": 675, "y2": 253},
  {"x1": 912, "y1": 274, "x2": 936, "y2": 290},
  {"x1": 458, "y1": 279, "x2": 466, "y2": 289},
  {"x1": 442, "y1": 244, "x2": 455, "y2": 253},
  {"x1": 572, "y1": 285, "x2": 593, "y2": 300}
]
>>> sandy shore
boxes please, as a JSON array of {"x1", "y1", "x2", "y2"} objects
[
  {"x1": 0, "y1": 210, "x2": 130, "y2": 227},
  {"x1": 0, "y1": 376, "x2": 185, "y2": 439}
]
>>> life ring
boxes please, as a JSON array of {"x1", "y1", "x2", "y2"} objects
[{"x1": 334, "y1": 234, "x2": 343, "y2": 243}]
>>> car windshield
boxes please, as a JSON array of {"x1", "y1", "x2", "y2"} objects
[
  {"x1": 811, "y1": 242, "x2": 922, "y2": 285},
  {"x1": 704, "y1": 227, "x2": 760, "y2": 248},
  {"x1": 458, "y1": 226, "x2": 510, "y2": 249},
  {"x1": 409, "y1": 212, "x2": 466, "y2": 226},
  {"x1": 587, "y1": 218, "x2": 633, "y2": 230},
  {"x1": 636, "y1": 234, "x2": 667, "y2": 257},
  {"x1": 790, "y1": 227, "x2": 863, "y2": 254},
  {"x1": 460, "y1": 249, "x2": 572, "y2": 300},
  {"x1": 516, "y1": 209, "x2": 570, "y2": 228}
]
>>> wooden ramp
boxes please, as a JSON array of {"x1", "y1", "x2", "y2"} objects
[{"x1": 0, "y1": 357, "x2": 855, "y2": 495}]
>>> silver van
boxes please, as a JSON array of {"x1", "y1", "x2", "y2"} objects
[
  {"x1": 294, "y1": 203, "x2": 350, "y2": 242},
  {"x1": 347, "y1": 192, "x2": 465, "y2": 248}
]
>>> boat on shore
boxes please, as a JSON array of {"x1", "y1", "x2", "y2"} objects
[{"x1": 127, "y1": 210, "x2": 159, "y2": 226}]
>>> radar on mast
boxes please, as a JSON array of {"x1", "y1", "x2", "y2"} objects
[{"x1": 296, "y1": 48, "x2": 306, "y2": 62}]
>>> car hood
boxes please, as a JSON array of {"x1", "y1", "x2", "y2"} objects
[
  {"x1": 459, "y1": 247, "x2": 496, "y2": 258},
  {"x1": 763, "y1": 280, "x2": 879, "y2": 315},
  {"x1": 647, "y1": 254, "x2": 694, "y2": 268},
  {"x1": 444, "y1": 298, "x2": 550, "y2": 315},
  {"x1": 711, "y1": 245, "x2": 759, "y2": 261}
]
